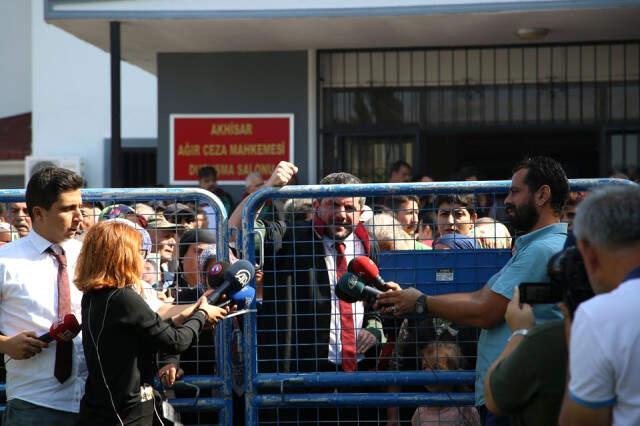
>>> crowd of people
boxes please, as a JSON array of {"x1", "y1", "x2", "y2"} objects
[{"x1": 0, "y1": 158, "x2": 638, "y2": 426}]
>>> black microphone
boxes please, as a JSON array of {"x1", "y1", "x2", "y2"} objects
[
  {"x1": 336, "y1": 272, "x2": 383, "y2": 304},
  {"x1": 207, "y1": 260, "x2": 255, "y2": 305},
  {"x1": 206, "y1": 260, "x2": 230, "y2": 289}
]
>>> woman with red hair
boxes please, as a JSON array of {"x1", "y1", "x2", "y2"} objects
[{"x1": 75, "y1": 221, "x2": 226, "y2": 425}]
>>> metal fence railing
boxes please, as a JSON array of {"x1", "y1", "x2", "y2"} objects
[
  {"x1": 2, "y1": 178, "x2": 636, "y2": 425},
  {"x1": 0, "y1": 188, "x2": 232, "y2": 426},
  {"x1": 240, "y1": 178, "x2": 635, "y2": 425}
]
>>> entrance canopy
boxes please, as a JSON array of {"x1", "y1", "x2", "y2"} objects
[{"x1": 47, "y1": 0, "x2": 640, "y2": 74}]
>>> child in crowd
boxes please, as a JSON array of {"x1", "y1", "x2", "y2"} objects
[
  {"x1": 412, "y1": 341, "x2": 481, "y2": 426},
  {"x1": 417, "y1": 211, "x2": 436, "y2": 248}
]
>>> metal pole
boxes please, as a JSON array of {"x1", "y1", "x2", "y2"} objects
[{"x1": 110, "y1": 21, "x2": 122, "y2": 187}]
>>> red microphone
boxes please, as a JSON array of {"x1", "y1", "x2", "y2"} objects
[
  {"x1": 38, "y1": 313, "x2": 81, "y2": 343},
  {"x1": 348, "y1": 256, "x2": 389, "y2": 292}
]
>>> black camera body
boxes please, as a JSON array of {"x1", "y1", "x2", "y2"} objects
[{"x1": 519, "y1": 246, "x2": 594, "y2": 317}]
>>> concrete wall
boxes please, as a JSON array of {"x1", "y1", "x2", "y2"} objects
[
  {"x1": 158, "y1": 51, "x2": 308, "y2": 198},
  {"x1": 31, "y1": 0, "x2": 157, "y2": 188},
  {"x1": 0, "y1": 0, "x2": 31, "y2": 119}
]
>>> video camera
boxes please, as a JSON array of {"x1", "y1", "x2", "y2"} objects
[{"x1": 519, "y1": 245, "x2": 594, "y2": 317}]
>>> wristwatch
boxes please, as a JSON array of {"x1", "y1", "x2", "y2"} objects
[
  {"x1": 415, "y1": 294, "x2": 428, "y2": 316},
  {"x1": 508, "y1": 328, "x2": 529, "y2": 341}
]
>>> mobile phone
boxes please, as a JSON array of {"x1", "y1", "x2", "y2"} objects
[{"x1": 518, "y1": 282, "x2": 562, "y2": 304}]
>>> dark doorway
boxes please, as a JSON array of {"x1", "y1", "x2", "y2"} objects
[
  {"x1": 121, "y1": 148, "x2": 157, "y2": 187},
  {"x1": 324, "y1": 132, "x2": 419, "y2": 182},
  {"x1": 422, "y1": 129, "x2": 600, "y2": 180}
]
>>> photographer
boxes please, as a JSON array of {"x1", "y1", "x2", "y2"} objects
[
  {"x1": 559, "y1": 185, "x2": 640, "y2": 426},
  {"x1": 483, "y1": 245, "x2": 594, "y2": 425}
]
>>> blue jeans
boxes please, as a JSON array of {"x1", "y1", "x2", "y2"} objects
[{"x1": 3, "y1": 399, "x2": 78, "y2": 426}]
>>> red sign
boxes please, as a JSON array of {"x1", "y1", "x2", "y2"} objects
[{"x1": 170, "y1": 114, "x2": 294, "y2": 184}]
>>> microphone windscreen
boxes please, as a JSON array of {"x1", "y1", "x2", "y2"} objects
[
  {"x1": 224, "y1": 260, "x2": 256, "y2": 292},
  {"x1": 347, "y1": 258, "x2": 356, "y2": 273},
  {"x1": 350, "y1": 256, "x2": 380, "y2": 283},
  {"x1": 230, "y1": 285, "x2": 256, "y2": 309},
  {"x1": 207, "y1": 261, "x2": 230, "y2": 288},
  {"x1": 50, "y1": 313, "x2": 81, "y2": 342},
  {"x1": 335, "y1": 272, "x2": 365, "y2": 303}
]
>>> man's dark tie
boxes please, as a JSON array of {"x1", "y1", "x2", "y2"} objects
[{"x1": 48, "y1": 245, "x2": 72, "y2": 383}]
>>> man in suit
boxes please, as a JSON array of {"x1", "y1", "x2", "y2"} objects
[{"x1": 230, "y1": 162, "x2": 385, "y2": 374}]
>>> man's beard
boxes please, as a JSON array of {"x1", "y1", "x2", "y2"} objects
[
  {"x1": 328, "y1": 222, "x2": 353, "y2": 240},
  {"x1": 506, "y1": 198, "x2": 539, "y2": 233}
]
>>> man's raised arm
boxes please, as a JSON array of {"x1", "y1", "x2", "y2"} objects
[{"x1": 228, "y1": 161, "x2": 298, "y2": 241}]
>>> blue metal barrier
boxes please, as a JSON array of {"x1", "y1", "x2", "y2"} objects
[
  {"x1": 255, "y1": 371, "x2": 476, "y2": 389},
  {"x1": 0, "y1": 188, "x2": 232, "y2": 425},
  {"x1": 379, "y1": 249, "x2": 511, "y2": 294},
  {"x1": 240, "y1": 178, "x2": 636, "y2": 425},
  {"x1": 254, "y1": 392, "x2": 475, "y2": 408}
]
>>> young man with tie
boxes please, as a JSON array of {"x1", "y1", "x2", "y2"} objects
[{"x1": 0, "y1": 167, "x2": 85, "y2": 425}]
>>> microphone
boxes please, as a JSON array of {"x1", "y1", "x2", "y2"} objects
[
  {"x1": 206, "y1": 260, "x2": 230, "y2": 289},
  {"x1": 335, "y1": 272, "x2": 383, "y2": 304},
  {"x1": 348, "y1": 256, "x2": 389, "y2": 291},
  {"x1": 207, "y1": 260, "x2": 255, "y2": 305},
  {"x1": 229, "y1": 285, "x2": 256, "y2": 309},
  {"x1": 38, "y1": 313, "x2": 81, "y2": 343}
]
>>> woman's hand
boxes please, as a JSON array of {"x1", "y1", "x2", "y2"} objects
[
  {"x1": 197, "y1": 298, "x2": 227, "y2": 326},
  {"x1": 171, "y1": 289, "x2": 212, "y2": 325},
  {"x1": 158, "y1": 363, "x2": 184, "y2": 387}
]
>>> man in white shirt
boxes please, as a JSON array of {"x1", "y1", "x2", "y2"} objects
[
  {"x1": 0, "y1": 167, "x2": 85, "y2": 425},
  {"x1": 560, "y1": 185, "x2": 640, "y2": 426}
]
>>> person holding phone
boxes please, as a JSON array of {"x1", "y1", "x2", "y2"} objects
[{"x1": 483, "y1": 245, "x2": 595, "y2": 426}]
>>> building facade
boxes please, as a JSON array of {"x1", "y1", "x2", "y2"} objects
[
  {"x1": 0, "y1": 0, "x2": 157, "y2": 189},
  {"x1": 46, "y1": 0, "x2": 640, "y2": 189}
]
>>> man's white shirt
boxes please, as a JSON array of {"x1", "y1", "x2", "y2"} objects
[
  {"x1": 322, "y1": 232, "x2": 365, "y2": 366},
  {"x1": 0, "y1": 231, "x2": 87, "y2": 413},
  {"x1": 568, "y1": 270, "x2": 640, "y2": 425}
]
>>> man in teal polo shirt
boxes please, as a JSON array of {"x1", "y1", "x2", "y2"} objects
[{"x1": 378, "y1": 156, "x2": 569, "y2": 426}]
